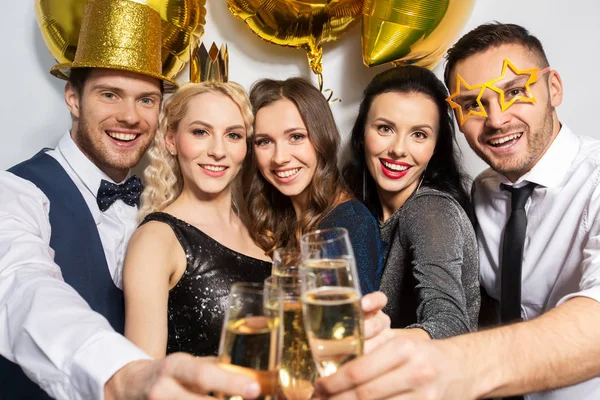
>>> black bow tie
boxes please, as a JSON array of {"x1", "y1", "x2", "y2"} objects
[{"x1": 96, "y1": 176, "x2": 143, "y2": 212}]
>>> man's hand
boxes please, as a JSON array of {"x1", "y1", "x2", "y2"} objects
[
  {"x1": 314, "y1": 335, "x2": 473, "y2": 400},
  {"x1": 105, "y1": 354, "x2": 261, "y2": 400},
  {"x1": 361, "y1": 291, "x2": 393, "y2": 353}
]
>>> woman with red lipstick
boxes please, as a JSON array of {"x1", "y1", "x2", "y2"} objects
[
  {"x1": 343, "y1": 66, "x2": 480, "y2": 339},
  {"x1": 121, "y1": 82, "x2": 272, "y2": 358},
  {"x1": 243, "y1": 77, "x2": 385, "y2": 295}
]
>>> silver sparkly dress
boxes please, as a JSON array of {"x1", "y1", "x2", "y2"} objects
[{"x1": 140, "y1": 212, "x2": 271, "y2": 356}]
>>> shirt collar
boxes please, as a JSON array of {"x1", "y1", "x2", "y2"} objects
[
  {"x1": 56, "y1": 131, "x2": 129, "y2": 198},
  {"x1": 497, "y1": 123, "x2": 579, "y2": 189}
]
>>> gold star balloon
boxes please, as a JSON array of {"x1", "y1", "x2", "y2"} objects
[
  {"x1": 227, "y1": 0, "x2": 363, "y2": 76},
  {"x1": 35, "y1": 0, "x2": 206, "y2": 80},
  {"x1": 362, "y1": 0, "x2": 475, "y2": 69}
]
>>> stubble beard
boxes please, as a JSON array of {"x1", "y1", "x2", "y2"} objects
[
  {"x1": 478, "y1": 103, "x2": 555, "y2": 178},
  {"x1": 75, "y1": 111, "x2": 151, "y2": 178}
]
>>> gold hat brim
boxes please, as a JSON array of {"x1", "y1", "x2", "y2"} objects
[{"x1": 51, "y1": 63, "x2": 179, "y2": 92}]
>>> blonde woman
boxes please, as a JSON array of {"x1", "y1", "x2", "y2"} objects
[{"x1": 123, "y1": 82, "x2": 271, "y2": 358}]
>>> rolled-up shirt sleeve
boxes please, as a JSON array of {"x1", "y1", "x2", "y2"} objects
[
  {"x1": 0, "y1": 171, "x2": 150, "y2": 399},
  {"x1": 558, "y1": 178, "x2": 600, "y2": 306}
]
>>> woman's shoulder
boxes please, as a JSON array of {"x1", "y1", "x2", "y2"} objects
[
  {"x1": 333, "y1": 199, "x2": 373, "y2": 218},
  {"x1": 410, "y1": 186, "x2": 459, "y2": 202},
  {"x1": 140, "y1": 211, "x2": 180, "y2": 226},
  {"x1": 406, "y1": 187, "x2": 464, "y2": 213},
  {"x1": 319, "y1": 200, "x2": 380, "y2": 242},
  {"x1": 392, "y1": 188, "x2": 471, "y2": 232},
  {"x1": 323, "y1": 199, "x2": 376, "y2": 226},
  {"x1": 134, "y1": 211, "x2": 195, "y2": 251},
  {"x1": 140, "y1": 211, "x2": 210, "y2": 243},
  {"x1": 127, "y1": 215, "x2": 181, "y2": 264},
  {"x1": 134, "y1": 213, "x2": 177, "y2": 241}
]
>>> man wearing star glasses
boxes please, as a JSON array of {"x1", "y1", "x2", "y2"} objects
[
  {"x1": 444, "y1": 42, "x2": 558, "y2": 184},
  {"x1": 315, "y1": 22, "x2": 600, "y2": 400},
  {"x1": 447, "y1": 59, "x2": 551, "y2": 127}
]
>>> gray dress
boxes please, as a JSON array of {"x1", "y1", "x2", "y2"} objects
[{"x1": 379, "y1": 187, "x2": 480, "y2": 339}]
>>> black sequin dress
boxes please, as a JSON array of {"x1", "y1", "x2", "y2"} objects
[{"x1": 140, "y1": 212, "x2": 272, "y2": 357}]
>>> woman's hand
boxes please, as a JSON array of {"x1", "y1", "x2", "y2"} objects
[{"x1": 361, "y1": 291, "x2": 394, "y2": 353}]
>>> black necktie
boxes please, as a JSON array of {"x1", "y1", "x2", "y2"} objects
[
  {"x1": 500, "y1": 182, "x2": 536, "y2": 324},
  {"x1": 96, "y1": 176, "x2": 143, "y2": 212},
  {"x1": 500, "y1": 182, "x2": 536, "y2": 400}
]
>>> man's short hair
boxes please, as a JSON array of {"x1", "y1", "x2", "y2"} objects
[
  {"x1": 66, "y1": 67, "x2": 165, "y2": 98},
  {"x1": 444, "y1": 22, "x2": 550, "y2": 87},
  {"x1": 67, "y1": 68, "x2": 91, "y2": 97}
]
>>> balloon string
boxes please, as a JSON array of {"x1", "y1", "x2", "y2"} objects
[{"x1": 317, "y1": 73, "x2": 341, "y2": 103}]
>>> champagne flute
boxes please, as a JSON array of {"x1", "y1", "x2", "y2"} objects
[
  {"x1": 267, "y1": 249, "x2": 318, "y2": 400},
  {"x1": 218, "y1": 282, "x2": 283, "y2": 400},
  {"x1": 299, "y1": 227, "x2": 364, "y2": 377},
  {"x1": 272, "y1": 247, "x2": 302, "y2": 278}
]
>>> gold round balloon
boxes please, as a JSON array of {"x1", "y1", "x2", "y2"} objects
[
  {"x1": 227, "y1": 0, "x2": 362, "y2": 75},
  {"x1": 35, "y1": 0, "x2": 206, "y2": 79},
  {"x1": 362, "y1": 0, "x2": 475, "y2": 69}
]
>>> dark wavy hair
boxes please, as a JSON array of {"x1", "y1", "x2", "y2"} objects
[
  {"x1": 342, "y1": 65, "x2": 472, "y2": 221},
  {"x1": 243, "y1": 77, "x2": 349, "y2": 254}
]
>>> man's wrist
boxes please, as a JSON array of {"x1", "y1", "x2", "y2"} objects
[
  {"x1": 434, "y1": 336, "x2": 484, "y2": 399},
  {"x1": 105, "y1": 359, "x2": 154, "y2": 400},
  {"x1": 441, "y1": 330, "x2": 511, "y2": 399}
]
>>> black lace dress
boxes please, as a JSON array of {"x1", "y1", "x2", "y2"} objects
[{"x1": 140, "y1": 212, "x2": 272, "y2": 357}]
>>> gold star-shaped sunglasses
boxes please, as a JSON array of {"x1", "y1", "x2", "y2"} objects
[{"x1": 446, "y1": 58, "x2": 551, "y2": 125}]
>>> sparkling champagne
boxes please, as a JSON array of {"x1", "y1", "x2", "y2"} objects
[
  {"x1": 301, "y1": 258, "x2": 356, "y2": 288},
  {"x1": 219, "y1": 316, "x2": 280, "y2": 398},
  {"x1": 279, "y1": 301, "x2": 317, "y2": 400},
  {"x1": 302, "y1": 286, "x2": 363, "y2": 376}
]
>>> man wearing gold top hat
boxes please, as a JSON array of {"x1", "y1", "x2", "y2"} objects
[{"x1": 0, "y1": 0, "x2": 262, "y2": 399}]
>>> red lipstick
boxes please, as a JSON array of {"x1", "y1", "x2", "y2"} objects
[{"x1": 380, "y1": 158, "x2": 411, "y2": 179}]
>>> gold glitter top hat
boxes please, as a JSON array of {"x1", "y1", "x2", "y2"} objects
[
  {"x1": 190, "y1": 42, "x2": 229, "y2": 83},
  {"x1": 50, "y1": 0, "x2": 179, "y2": 89}
]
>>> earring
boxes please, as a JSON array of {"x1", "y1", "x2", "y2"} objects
[
  {"x1": 416, "y1": 166, "x2": 427, "y2": 193},
  {"x1": 232, "y1": 198, "x2": 240, "y2": 217},
  {"x1": 170, "y1": 150, "x2": 175, "y2": 156}
]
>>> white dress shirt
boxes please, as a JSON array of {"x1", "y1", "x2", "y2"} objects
[
  {"x1": 473, "y1": 124, "x2": 600, "y2": 399},
  {"x1": 0, "y1": 132, "x2": 150, "y2": 399}
]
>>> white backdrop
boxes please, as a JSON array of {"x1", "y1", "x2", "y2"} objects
[{"x1": 1, "y1": 0, "x2": 599, "y2": 178}]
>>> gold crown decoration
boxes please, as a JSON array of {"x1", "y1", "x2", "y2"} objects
[
  {"x1": 50, "y1": 0, "x2": 179, "y2": 89},
  {"x1": 190, "y1": 42, "x2": 229, "y2": 83}
]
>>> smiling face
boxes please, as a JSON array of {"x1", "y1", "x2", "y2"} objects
[
  {"x1": 448, "y1": 44, "x2": 563, "y2": 181},
  {"x1": 65, "y1": 68, "x2": 162, "y2": 182},
  {"x1": 364, "y1": 91, "x2": 438, "y2": 209},
  {"x1": 253, "y1": 98, "x2": 318, "y2": 208},
  {"x1": 166, "y1": 91, "x2": 248, "y2": 197}
]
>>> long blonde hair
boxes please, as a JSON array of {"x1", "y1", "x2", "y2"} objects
[{"x1": 139, "y1": 81, "x2": 254, "y2": 220}]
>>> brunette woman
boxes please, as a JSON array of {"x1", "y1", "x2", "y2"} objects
[
  {"x1": 243, "y1": 77, "x2": 384, "y2": 294},
  {"x1": 343, "y1": 66, "x2": 480, "y2": 339}
]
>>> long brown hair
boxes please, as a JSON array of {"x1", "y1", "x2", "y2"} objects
[{"x1": 243, "y1": 77, "x2": 349, "y2": 254}]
